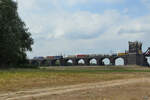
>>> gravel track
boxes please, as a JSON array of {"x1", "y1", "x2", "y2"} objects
[{"x1": 1, "y1": 78, "x2": 149, "y2": 100}]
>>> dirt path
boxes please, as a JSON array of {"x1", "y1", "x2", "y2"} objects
[{"x1": 1, "y1": 78, "x2": 150, "y2": 100}]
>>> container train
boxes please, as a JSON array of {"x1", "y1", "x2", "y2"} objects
[
  {"x1": 33, "y1": 53, "x2": 128, "y2": 60},
  {"x1": 33, "y1": 56, "x2": 63, "y2": 60},
  {"x1": 33, "y1": 55, "x2": 89, "y2": 60}
]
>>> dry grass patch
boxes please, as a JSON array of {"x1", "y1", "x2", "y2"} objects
[{"x1": 0, "y1": 66, "x2": 150, "y2": 93}]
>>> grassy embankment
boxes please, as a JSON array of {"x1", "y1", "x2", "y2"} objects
[{"x1": 0, "y1": 66, "x2": 150, "y2": 93}]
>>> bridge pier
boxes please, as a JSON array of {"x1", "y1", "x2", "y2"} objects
[
  {"x1": 127, "y1": 54, "x2": 147, "y2": 66},
  {"x1": 84, "y1": 59, "x2": 90, "y2": 66},
  {"x1": 72, "y1": 59, "x2": 78, "y2": 66},
  {"x1": 110, "y1": 58, "x2": 115, "y2": 66},
  {"x1": 51, "y1": 60, "x2": 56, "y2": 66},
  {"x1": 45, "y1": 60, "x2": 52, "y2": 66},
  {"x1": 60, "y1": 59, "x2": 65, "y2": 66},
  {"x1": 97, "y1": 59, "x2": 103, "y2": 66}
]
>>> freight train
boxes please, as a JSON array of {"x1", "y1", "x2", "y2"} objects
[
  {"x1": 33, "y1": 56, "x2": 63, "y2": 60},
  {"x1": 33, "y1": 55, "x2": 89, "y2": 60},
  {"x1": 33, "y1": 53, "x2": 128, "y2": 60}
]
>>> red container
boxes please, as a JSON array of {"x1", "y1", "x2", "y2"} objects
[
  {"x1": 46, "y1": 56, "x2": 54, "y2": 59},
  {"x1": 77, "y1": 55, "x2": 89, "y2": 58}
]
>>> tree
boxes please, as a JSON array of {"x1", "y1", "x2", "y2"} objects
[{"x1": 0, "y1": 0, "x2": 33, "y2": 67}]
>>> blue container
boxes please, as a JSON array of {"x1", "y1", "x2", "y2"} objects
[
  {"x1": 38, "y1": 57, "x2": 44, "y2": 60},
  {"x1": 33, "y1": 57, "x2": 44, "y2": 60},
  {"x1": 54, "y1": 56, "x2": 63, "y2": 59}
]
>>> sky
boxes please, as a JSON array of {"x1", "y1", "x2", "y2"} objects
[{"x1": 14, "y1": 0, "x2": 150, "y2": 58}]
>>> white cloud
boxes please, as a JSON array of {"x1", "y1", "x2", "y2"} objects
[
  {"x1": 142, "y1": 0, "x2": 150, "y2": 9},
  {"x1": 24, "y1": 9, "x2": 150, "y2": 57},
  {"x1": 25, "y1": 10, "x2": 149, "y2": 40},
  {"x1": 15, "y1": 0, "x2": 150, "y2": 57},
  {"x1": 17, "y1": 0, "x2": 37, "y2": 11},
  {"x1": 16, "y1": 0, "x2": 124, "y2": 10},
  {"x1": 62, "y1": 0, "x2": 124, "y2": 6}
]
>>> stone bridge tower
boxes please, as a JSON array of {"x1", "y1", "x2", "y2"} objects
[{"x1": 127, "y1": 41, "x2": 145, "y2": 65}]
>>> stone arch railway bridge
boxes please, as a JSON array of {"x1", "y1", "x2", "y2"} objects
[{"x1": 30, "y1": 41, "x2": 150, "y2": 66}]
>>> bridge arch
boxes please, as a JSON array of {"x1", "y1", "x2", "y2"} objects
[
  {"x1": 115, "y1": 57, "x2": 125, "y2": 66},
  {"x1": 146, "y1": 57, "x2": 150, "y2": 65},
  {"x1": 51, "y1": 59, "x2": 61, "y2": 66},
  {"x1": 55, "y1": 59, "x2": 61, "y2": 66},
  {"x1": 78, "y1": 59, "x2": 85, "y2": 65},
  {"x1": 102, "y1": 58, "x2": 111, "y2": 65},
  {"x1": 89, "y1": 58, "x2": 97, "y2": 65},
  {"x1": 65, "y1": 59, "x2": 73, "y2": 66}
]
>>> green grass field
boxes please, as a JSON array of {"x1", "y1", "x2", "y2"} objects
[{"x1": 0, "y1": 66, "x2": 150, "y2": 93}]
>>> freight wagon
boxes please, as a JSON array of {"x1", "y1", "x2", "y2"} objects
[
  {"x1": 117, "y1": 53, "x2": 128, "y2": 56},
  {"x1": 76, "y1": 55, "x2": 89, "y2": 58},
  {"x1": 46, "y1": 56, "x2": 54, "y2": 59},
  {"x1": 54, "y1": 56, "x2": 63, "y2": 59},
  {"x1": 67, "y1": 55, "x2": 76, "y2": 58},
  {"x1": 46, "y1": 56, "x2": 63, "y2": 59},
  {"x1": 33, "y1": 57, "x2": 45, "y2": 60}
]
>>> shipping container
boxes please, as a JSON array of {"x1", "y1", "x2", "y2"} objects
[
  {"x1": 117, "y1": 53, "x2": 128, "y2": 56},
  {"x1": 54, "y1": 56, "x2": 63, "y2": 59},
  {"x1": 67, "y1": 55, "x2": 76, "y2": 58},
  {"x1": 77, "y1": 55, "x2": 89, "y2": 58},
  {"x1": 33, "y1": 57, "x2": 44, "y2": 60},
  {"x1": 46, "y1": 56, "x2": 54, "y2": 59}
]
